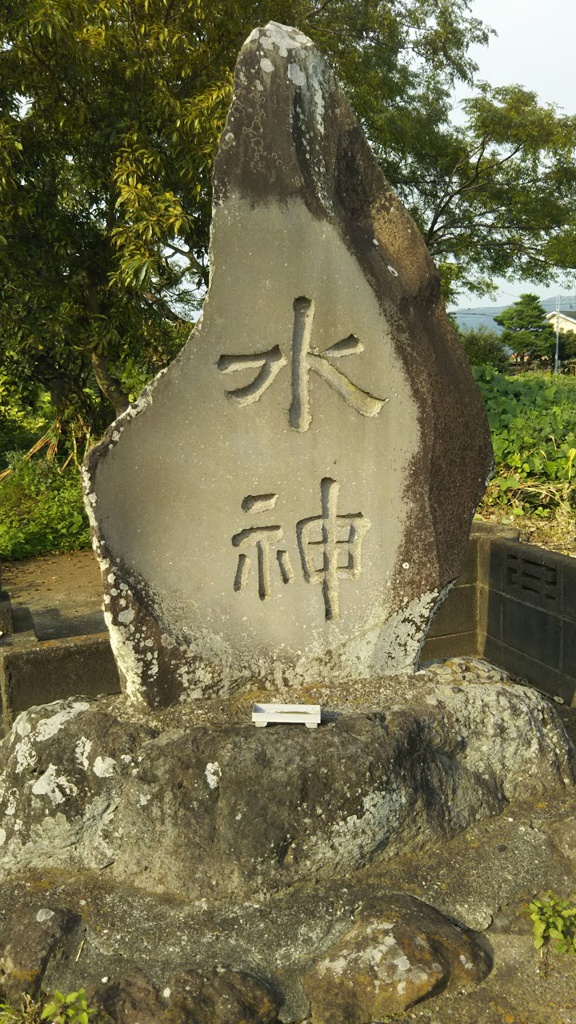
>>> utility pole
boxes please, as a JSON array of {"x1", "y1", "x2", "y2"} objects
[{"x1": 554, "y1": 296, "x2": 560, "y2": 374}]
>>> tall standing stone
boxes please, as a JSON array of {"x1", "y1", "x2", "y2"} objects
[{"x1": 83, "y1": 23, "x2": 493, "y2": 708}]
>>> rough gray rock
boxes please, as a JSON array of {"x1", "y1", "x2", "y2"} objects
[
  {"x1": 0, "y1": 905, "x2": 82, "y2": 1003},
  {"x1": 0, "y1": 684, "x2": 572, "y2": 900},
  {"x1": 86, "y1": 966, "x2": 279, "y2": 1024},
  {"x1": 2, "y1": 784, "x2": 576, "y2": 1024},
  {"x1": 163, "y1": 968, "x2": 280, "y2": 1024},
  {"x1": 302, "y1": 894, "x2": 491, "y2": 1022},
  {"x1": 83, "y1": 21, "x2": 492, "y2": 708},
  {"x1": 88, "y1": 968, "x2": 164, "y2": 1024}
]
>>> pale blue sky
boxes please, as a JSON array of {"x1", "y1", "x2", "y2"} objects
[{"x1": 452, "y1": 0, "x2": 576, "y2": 309}]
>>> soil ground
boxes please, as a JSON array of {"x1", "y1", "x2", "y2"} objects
[
  {"x1": 477, "y1": 507, "x2": 576, "y2": 558},
  {"x1": 1, "y1": 549, "x2": 105, "y2": 639}
]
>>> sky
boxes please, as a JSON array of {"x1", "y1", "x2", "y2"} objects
[{"x1": 452, "y1": 0, "x2": 576, "y2": 310}]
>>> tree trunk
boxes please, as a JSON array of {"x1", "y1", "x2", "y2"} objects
[
  {"x1": 86, "y1": 278, "x2": 130, "y2": 418},
  {"x1": 91, "y1": 350, "x2": 130, "y2": 418}
]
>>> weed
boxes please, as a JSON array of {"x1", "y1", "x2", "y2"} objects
[
  {"x1": 528, "y1": 891, "x2": 576, "y2": 954},
  {"x1": 474, "y1": 367, "x2": 576, "y2": 518},
  {"x1": 0, "y1": 990, "x2": 95, "y2": 1024},
  {"x1": 0, "y1": 994, "x2": 44, "y2": 1024},
  {"x1": 41, "y1": 989, "x2": 94, "y2": 1024}
]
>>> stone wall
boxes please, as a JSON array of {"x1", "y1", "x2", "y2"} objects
[{"x1": 422, "y1": 524, "x2": 576, "y2": 706}]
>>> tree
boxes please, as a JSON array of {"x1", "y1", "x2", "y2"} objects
[
  {"x1": 0, "y1": 0, "x2": 246, "y2": 436},
  {"x1": 494, "y1": 293, "x2": 555, "y2": 362},
  {"x1": 398, "y1": 84, "x2": 576, "y2": 299},
  {"x1": 0, "y1": 0, "x2": 493, "y2": 436},
  {"x1": 458, "y1": 326, "x2": 509, "y2": 371},
  {"x1": 2, "y1": 0, "x2": 576, "y2": 442},
  {"x1": 559, "y1": 330, "x2": 576, "y2": 362}
]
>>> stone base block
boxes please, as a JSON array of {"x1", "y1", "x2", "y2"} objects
[{"x1": 0, "y1": 633, "x2": 121, "y2": 731}]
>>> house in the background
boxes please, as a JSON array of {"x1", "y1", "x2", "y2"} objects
[{"x1": 546, "y1": 310, "x2": 576, "y2": 333}]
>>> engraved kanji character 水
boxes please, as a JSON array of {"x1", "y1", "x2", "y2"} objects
[{"x1": 218, "y1": 297, "x2": 386, "y2": 431}]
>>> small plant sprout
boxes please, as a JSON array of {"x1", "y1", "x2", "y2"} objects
[
  {"x1": 40, "y1": 990, "x2": 94, "y2": 1024},
  {"x1": 528, "y1": 892, "x2": 576, "y2": 954},
  {"x1": 0, "y1": 995, "x2": 44, "y2": 1024}
]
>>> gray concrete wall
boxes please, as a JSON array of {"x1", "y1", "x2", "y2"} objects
[
  {"x1": 421, "y1": 524, "x2": 576, "y2": 706},
  {"x1": 0, "y1": 635, "x2": 121, "y2": 732}
]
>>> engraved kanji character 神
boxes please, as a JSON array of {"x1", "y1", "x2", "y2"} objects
[
  {"x1": 232, "y1": 493, "x2": 294, "y2": 600},
  {"x1": 296, "y1": 478, "x2": 370, "y2": 620}
]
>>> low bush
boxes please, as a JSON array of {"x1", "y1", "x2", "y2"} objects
[
  {"x1": 0, "y1": 454, "x2": 91, "y2": 560},
  {"x1": 459, "y1": 326, "x2": 510, "y2": 372},
  {"x1": 474, "y1": 367, "x2": 576, "y2": 517}
]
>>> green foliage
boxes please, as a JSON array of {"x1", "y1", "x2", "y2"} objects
[
  {"x1": 556, "y1": 329, "x2": 576, "y2": 362},
  {"x1": 41, "y1": 990, "x2": 94, "y2": 1024},
  {"x1": 0, "y1": 0, "x2": 233, "y2": 432},
  {"x1": 0, "y1": 991, "x2": 95, "y2": 1024},
  {"x1": 415, "y1": 85, "x2": 576, "y2": 298},
  {"x1": 459, "y1": 326, "x2": 509, "y2": 371},
  {"x1": 2, "y1": 0, "x2": 575, "y2": 439},
  {"x1": 0, "y1": 455, "x2": 91, "y2": 560},
  {"x1": 0, "y1": 386, "x2": 56, "y2": 470},
  {"x1": 494, "y1": 294, "x2": 555, "y2": 360},
  {"x1": 528, "y1": 892, "x2": 576, "y2": 954},
  {"x1": 474, "y1": 366, "x2": 576, "y2": 514},
  {"x1": 0, "y1": 995, "x2": 43, "y2": 1024}
]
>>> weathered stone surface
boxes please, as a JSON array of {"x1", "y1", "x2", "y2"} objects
[
  {"x1": 91, "y1": 968, "x2": 278, "y2": 1024},
  {"x1": 302, "y1": 894, "x2": 491, "y2": 1022},
  {"x1": 88, "y1": 968, "x2": 165, "y2": 1024},
  {"x1": 0, "y1": 684, "x2": 572, "y2": 899},
  {"x1": 165, "y1": 968, "x2": 280, "y2": 1024},
  {"x1": 0, "y1": 698, "x2": 155, "y2": 877},
  {"x1": 3, "y1": 781, "x2": 576, "y2": 1024},
  {"x1": 0, "y1": 905, "x2": 81, "y2": 1002},
  {"x1": 83, "y1": 22, "x2": 492, "y2": 707}
]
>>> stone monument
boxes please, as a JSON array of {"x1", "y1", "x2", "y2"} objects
[{"x1": 84, "y1": 22, "x2": 493, "y2": 708}]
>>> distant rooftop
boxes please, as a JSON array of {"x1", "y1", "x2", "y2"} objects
[{"x1": 547, "y1": 310, "x2": 576, "y2": 321}]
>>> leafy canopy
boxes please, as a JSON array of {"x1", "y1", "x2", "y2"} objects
[
  {"x1": 404, "y1": 84, "x2": 576, "y2": 298},
  {"x1": 1, "y1": 0, "x2": 576, "y2": 441}
]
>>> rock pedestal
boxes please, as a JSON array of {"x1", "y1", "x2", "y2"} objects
[
  {"x1": 84, "y1": 22, "x2": 492, "y2": 707},
  {"x1": 0, "y1": 676, "x2": 575, "y2": 1021}
]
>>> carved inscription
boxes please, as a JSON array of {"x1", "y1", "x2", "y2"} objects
[
  {"x1": 232, "y1": 479, "x2": 370, "y2": 620},
  {"x1": 297, "y1": 478, "x2": 370, "y2": 620},
  {"x1": 219, "y1": 296, "x2": 386, "y2": 430},
  {"x1": 232, "y1": 494, "x2": 294, "y2": 601}
]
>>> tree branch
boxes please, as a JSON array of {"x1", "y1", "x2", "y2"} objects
[
  {"x1": 91, "y1": 351, "x2": 130, "y2": 417},
  {"x1": 165, "y1": 241, "x2": 208, "y2": 281},
  {"x1": 143, "y1": 291, "x2": 190, "y2": 324}
]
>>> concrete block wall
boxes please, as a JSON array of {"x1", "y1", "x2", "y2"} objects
[
  {"x1": 0, "y1": 635, "x2": 121, "y2": 733},
  {"x1": 482, "y1": 539, "x2": 576, "y2": 705},
  {"x1": 421, "y1": 523, "x2": 576, "y2": 706},
  {"x1": 0, "y1": 591, "x2": 13, "y2": 637}
]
